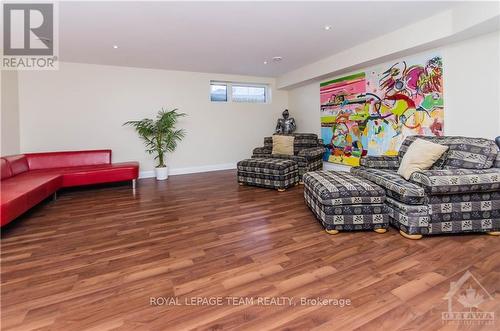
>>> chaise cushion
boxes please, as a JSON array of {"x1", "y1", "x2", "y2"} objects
[
  {"x1": 351, "y1": 167, "x2": 426, "y2": 205},
  {"x1": 409, "y1": 168, "x2": 500, "y2": 195},
  {"x1": 302, "y1": 170, "x2": 385, "y2": 206}
]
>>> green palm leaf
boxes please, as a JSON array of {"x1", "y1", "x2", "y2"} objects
[{"x1": 124, "y1": 108, "x2": 187, "y2": 167}]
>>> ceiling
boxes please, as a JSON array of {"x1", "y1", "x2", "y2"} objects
[{"x1": 59, "y1": 1, "x2": 460, "y2": 77}]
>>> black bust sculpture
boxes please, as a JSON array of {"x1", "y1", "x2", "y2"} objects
[{"x1": 275, "y1": 109, "x2": 297, "y2": 134}]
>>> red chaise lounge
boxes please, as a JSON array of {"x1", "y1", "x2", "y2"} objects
[{"x1": 1, "y1": 150, "x2": 139, "y2": 227}]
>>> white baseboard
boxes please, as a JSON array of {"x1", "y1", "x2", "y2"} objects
[
  {"x1": 139, "y1": 162, "x2": 237, "y2": 179},
  {"x1": 139, "y1": 171, "x2": 155, "y2": 179}
]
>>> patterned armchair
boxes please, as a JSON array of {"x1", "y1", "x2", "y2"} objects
[
  {"x1": 351, "y1": 135, "x2": 500, "y2": 239},
  {"x1": 252, "y1": 133, "x2": 325, "y2": 181}
]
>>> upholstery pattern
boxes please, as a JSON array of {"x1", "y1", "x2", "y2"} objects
[
  {"x1": 237, "y1": 158, "x2": 298, "y2": 175},
  {"x1": 351, "y1": 167, "x2": 426, "y2": 204},
  {"x1": 359, "y1": 156, "x2": 400, "y2": 170},
  {"x1": 304, "y1": 187, "x2": 388, "y2": 232},
  {"x1": 251, "y1": 146, "x2": 272, "y2": 155},
  {"x1": 385, "y1": 197, "x2": 430, "y2": 235},
  {"x1": 297, "y1": 146, "x2": 327, "y2": 161},
  {"x1": 302, "y1": 170, "x2": 385, "y2": 206},
  {"x1": 410, "y1": 168, "x2": 500, "y2": 194},
  {"x1": 237, "y1": 158, "x2": 298, "y2": 190},
  {"x1": 383, "y1": 181, "x2": 500, "y2": 235},
  {"x1": 302, "y1": 159, "x2": 324, "y2": 178},
  {"x1": 398, "y1": 135, "x2": 498, "y2": 169},
  {"x1": 427, "y1": 218, "x2": 500, "y2": 234},
  {"x1": 303, "y1": 171, "x2": 389, "y2": 232},
  {"x1": 427, "y1": 191, "x2": 500, "y2": 223},
  {"x1": 253, "y1": 133, "x2": 324, "y2": 179}
]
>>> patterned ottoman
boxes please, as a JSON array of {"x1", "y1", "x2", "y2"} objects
[
  {"x1": 237, "y1": 158, "x2": 299, "y2": 191},
  {"x1": 303, "y1": 171, "x2": 389, "y2": 234}
]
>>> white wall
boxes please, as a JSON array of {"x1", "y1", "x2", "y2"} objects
[
  {"x1": 288, "y1": 31, "x2": 500, "y2": 141},
  {"x1": 443, "y1": 31, "x2": 500, "y2": 138},
  {"x1": 17, "y1": 63, "x2": 288, "y2": 176},
  {"x1": 1, "y1": 71, "x2": 21, "y2": 155}
]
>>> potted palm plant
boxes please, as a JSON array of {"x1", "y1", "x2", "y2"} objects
[{"x1": 124, "y1": 108, "x2": 186, "y2": 180}]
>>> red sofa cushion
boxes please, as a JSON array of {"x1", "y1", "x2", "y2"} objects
[
  {"x1": 25, "y1": 150, "x2": 112, "y2": 170},
  {"x1": 30, "y1": 162, "x2": 139, "y2": 187},
  {"x1": 1, "y1": 173, "x2": 62, "y2": 226},
  {"x1": 1, "y1": 190, "x2": 28, "y2": 227},
  {"x1": 3, "y1": 155, "x2": 29, "y2": 176},
  {"x1": 1, "y1": 158, "x2": 12, "y2": 180}
]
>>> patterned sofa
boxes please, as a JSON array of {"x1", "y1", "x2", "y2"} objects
[
  {"x1": 351, "y1": 136, "x2": 500, "y2": 239},
  {"x1": 252, "y1": 133, "x2": 325, "y2": 181}
]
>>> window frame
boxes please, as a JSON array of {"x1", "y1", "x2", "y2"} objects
[
  {"x1": 209, "y1": 82, "x2": 229, "y2": 102},
  {"x1": 209, "y1": 80, "x2": 270, "y2": 104}
]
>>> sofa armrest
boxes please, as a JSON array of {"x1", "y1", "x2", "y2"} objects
[
  {"x1": 359, "y1": 156, "x2": 399, "y2": 169},
  {"x1": 297, "y1": 146, "x2": 325, "y2": 161},
  {"x1": 252, "y1": 147, "x2": 272, "y2": 156},
  {"x1": 409, "y1": 168, "x2": 500, "y2": 194}
]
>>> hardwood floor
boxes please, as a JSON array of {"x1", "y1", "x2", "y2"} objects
[{"x1": 1, "y1": 170, "x2": 499, "y2": 331}]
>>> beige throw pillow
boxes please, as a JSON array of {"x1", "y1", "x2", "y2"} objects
[
  {"x1": 272, "y1": 135, "x2": 295, "y2": 156},
  {"x1": 397, "y1": 138, "x2": 448, "y2": 180}
]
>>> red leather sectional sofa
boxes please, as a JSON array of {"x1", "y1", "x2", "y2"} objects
[{"x1": 1, "y1": 150, "x2": 139, "y2": 227}]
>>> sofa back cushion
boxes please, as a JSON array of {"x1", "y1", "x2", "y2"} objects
[
  {"x1": 398, "y1": 135, "x2": 498, "y2": 169},
  {"x1": 3, "y1": 155, "x2": 29, "y2": 176},
  {"x1": 25, "y1": 150, "x2": 112, "y2": 170},
  {"x1": 1, "y1": 158, "x2": 12, "y2": 180},
  {"x1": 264, "y1": 133, "x2": 319, "y2": 155}
]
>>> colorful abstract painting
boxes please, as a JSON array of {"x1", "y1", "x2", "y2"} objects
[{"x1": 320, "y1": 53, "x2": 444, "y2": 166}]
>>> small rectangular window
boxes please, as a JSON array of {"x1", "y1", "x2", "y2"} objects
[
  {"x1": 210, "y1": 81, "x2": 269, "y2": 103},
  {"x1": 210, "y1": 83, "x2": 227, "y2": 102},
  {"x1": 232, "y1": 84, "x2": 267, "y2": 103}
]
